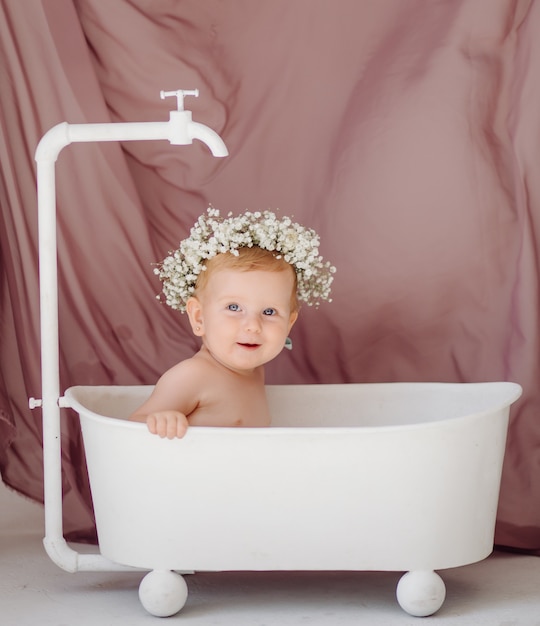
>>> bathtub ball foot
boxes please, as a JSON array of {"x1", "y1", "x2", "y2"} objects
[
  {"x1": 396, "y1": 570, "x2": 446, "y2": 617},
  {"x1": 138, "y1": 570, "x2": 188, "y2": 617}
]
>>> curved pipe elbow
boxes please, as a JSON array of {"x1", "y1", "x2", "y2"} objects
[
  {"x1": 35, "y1": 122, "x2": 71, "y2": 163},
  {"x1": 188, "y1": 122, "x2": 229, "y2": 157},
  {"x1": 43, "y1": 536, "x2": 80, "y2": 573},
  {"x1": 43, "y1": 536, "x2": 143, "y2": 573}
]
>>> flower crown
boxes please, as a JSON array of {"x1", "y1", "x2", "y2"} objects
[{"x1": 155, "y1": 207, "x2": 336, "y2": 312}]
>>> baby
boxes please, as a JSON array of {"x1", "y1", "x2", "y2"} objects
[{"x1": 129, "y1": 208, "x2": 335, "y2": 438}]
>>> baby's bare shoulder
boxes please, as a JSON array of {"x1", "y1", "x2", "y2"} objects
[{"x1": 160, "y1": 354, "x2": 213, "y2": 385}]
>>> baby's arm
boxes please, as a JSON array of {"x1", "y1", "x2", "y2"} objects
[{"x1": 129, "y1": 360, "x2": 200, "y2": 439}]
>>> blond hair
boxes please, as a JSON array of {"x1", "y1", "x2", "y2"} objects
[{"x1": 194, "y1": 247, "x2": 299, "y2": 311}]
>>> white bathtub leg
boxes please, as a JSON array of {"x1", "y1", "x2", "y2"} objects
[
  {"x1": 396, "y1": 570, "x2": 446, "y2": 617},
  {"x1": 138, "y1": 570, "x2": 188, "y2": 617}
]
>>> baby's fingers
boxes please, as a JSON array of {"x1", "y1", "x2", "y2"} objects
[
  {"x1": 146, "y1": 414, "x2": 170, "y2": 438},
  {"x1": 146, "y1": 414, "x2": 158, "y2": 435},
  {"x1": 146, "y1": 413, "x2": 188, "y2": 439},
  {"x1": 165, "y1": 416, "x2": 180, "y2": 439},
  {"x1": 175, "y1": 416, "x2": 189, "y2": 439}
]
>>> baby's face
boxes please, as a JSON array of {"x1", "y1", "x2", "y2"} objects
[{"x1": 191, "y1": 268, "x2": 298, "y2": 374}]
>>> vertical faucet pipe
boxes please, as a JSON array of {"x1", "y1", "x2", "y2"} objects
[
  {"x1": 33, "y1": 107, "x2": 227, "y2": 572},
  {"x1": 35, "y1": 124, "x2": 147, "y2": 573}
]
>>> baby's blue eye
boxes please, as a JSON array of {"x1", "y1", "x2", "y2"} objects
[
  {"x1": 263, "y1": 308, "x2": 276, "y2": 316},
  {"x1": 227, "y1": 303, "x2": 240, "y2": 311}
]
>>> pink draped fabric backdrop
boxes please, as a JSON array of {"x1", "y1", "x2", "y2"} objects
[{"x1": 1, "y1": 0, "x2": 540, "y2": 549}]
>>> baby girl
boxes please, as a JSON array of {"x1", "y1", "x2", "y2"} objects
[{"x1": 129, "y1": 208, "x2": 335, "y2": 438}]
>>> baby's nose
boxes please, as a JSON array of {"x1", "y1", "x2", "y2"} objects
[{"x1": 244, "y1": 315, "x2": 262, "y2": 333}]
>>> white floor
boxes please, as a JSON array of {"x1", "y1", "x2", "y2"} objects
[{"x1": 1, "y1": 481, "x2": 540, "y2": 625}]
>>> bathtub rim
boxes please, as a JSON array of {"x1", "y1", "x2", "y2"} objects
[{"x1": 64, "y1": 380, "x2": 523, "y2": 435}]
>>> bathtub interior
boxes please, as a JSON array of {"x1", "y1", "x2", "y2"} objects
[{"x1": 66, "y1": 381, "x2": 522, "y2": 429}]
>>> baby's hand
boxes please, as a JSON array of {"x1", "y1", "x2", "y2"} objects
[{"x1": 146, "y1": 411, "x2": 189, "y2": 439}]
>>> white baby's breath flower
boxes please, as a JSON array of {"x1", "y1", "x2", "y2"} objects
[{"x1": 156, "y1": 207, "x2": 336, "y2": 312}]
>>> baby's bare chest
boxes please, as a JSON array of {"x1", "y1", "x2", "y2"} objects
[{"x1": 188, "y1": 378, "x2": 271, "y2": 428}]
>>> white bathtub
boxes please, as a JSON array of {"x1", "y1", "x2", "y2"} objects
[{"x1": 64, "y1": 381, "x2": 521, "y2": 618}]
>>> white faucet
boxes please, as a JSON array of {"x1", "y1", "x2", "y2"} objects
[
  {"x1": 159, "y1": 88, "x2": 228, "y2": 154},
  {"x1": 35, "y1": 88, "x2": 228, "y2": 161},
  {"x1": 32, "y1": 89, "x2": 228, "y2": 573}
]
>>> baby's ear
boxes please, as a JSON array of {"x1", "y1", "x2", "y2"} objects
[
  {"x1": 288, "y1": 309, "x2": 299, "y2": 331},
  {"x1": 186, "y1": 297, "x2": 204, "y2": 336}
]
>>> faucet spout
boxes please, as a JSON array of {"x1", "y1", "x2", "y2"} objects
[
  {"x1": 167, "y1": 110, "x2": 228, "y2": 157},
  {"x1": 188, "y1": 121, "x2": 229, "y2": 157}
]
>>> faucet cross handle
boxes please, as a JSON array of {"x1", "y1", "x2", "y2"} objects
[{"x1": 160, "y1": 89, "x2": 199, "y2": 111}]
